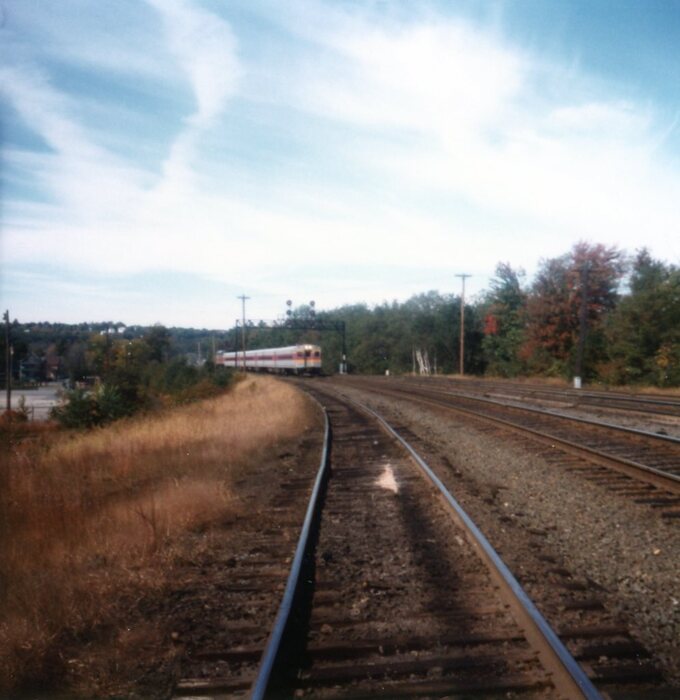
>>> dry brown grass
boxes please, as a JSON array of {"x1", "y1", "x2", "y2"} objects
[{"x1": 0, "y1": 376, "x2": 316, "y2": 693}]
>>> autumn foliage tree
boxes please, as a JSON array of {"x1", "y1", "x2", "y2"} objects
[
  {"x1": 11, "y1": 242, "x2": 679, "y2": 388},
  {"x1": 522, "y1": 242, "x2": 627, "y2": 378}
]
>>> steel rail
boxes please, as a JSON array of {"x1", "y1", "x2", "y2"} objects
[
  {"x1": 414, "y1": 384, "x2": 680, "y2": 446},
  {"x1": 547, "y1": 390, "x2": 680, "y2": 409},
  {"x1": 351, "y1": 398, "x2": 603, "y2": 700},
  {"x1": 250, "y1": 402, "x2": 330, "y2": 700},
  {"x1": 434, "y1": 377, "x2": 680, "y2": 410},
  {"x1": 361, "y1": 384, "x2": 680, "y2": 495}
]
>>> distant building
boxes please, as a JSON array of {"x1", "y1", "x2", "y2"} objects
[{"x1": 20, "y1": 354, "x2": 43, "y2": 383}]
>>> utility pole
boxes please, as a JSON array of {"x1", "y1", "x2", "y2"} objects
[
  {"x1": 4, "y1": 310, "x2": 11, "y2": 413},
  {"x1": 237, "y1": 295, "x2": 250, "y2": 370},
  {"x1": 455, "y1": 275, "x2": 471, "y2": 376}
]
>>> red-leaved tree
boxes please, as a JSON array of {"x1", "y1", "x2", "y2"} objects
[{"x1": 522, "y1": 242, "x2": 627, "y2": 377}]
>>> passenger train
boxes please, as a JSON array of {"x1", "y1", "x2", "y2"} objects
[{"x1": 215, "y1": 344, "x2": 322, "y2": 375}]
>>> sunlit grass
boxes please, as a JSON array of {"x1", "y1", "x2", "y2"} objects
[{"x1": 0, "y1": 375, "x2": 316, "y2": 693}]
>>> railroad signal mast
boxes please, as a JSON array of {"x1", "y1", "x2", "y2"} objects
[
  {"x1": 285, "y1": 300, "x2": 347, "y2": 374},
  {"x1": 573, "y1": 264, "x2": 589, "y2": 389},
  {"x1": 231, "y1": 299, "x2": 347, "y2": 374}
]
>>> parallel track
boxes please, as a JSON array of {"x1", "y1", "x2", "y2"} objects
[
  {"x1": 245, "y1": 386, "x2": 672, "y2": 699},
  {"x1": 171, "y1": 384, "x2": 672, "y2": 698},
  {"x1": 343, "y1": 378, "x2": 680, "y2": 507},
  {"x1": 253, "y1": 387, "x2": 599, "y2": 699},
  {"x1": 418, "y1": 377, "x2": 680, "y2": 419}
]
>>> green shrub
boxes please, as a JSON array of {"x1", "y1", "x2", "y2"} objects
[
  {"x1": 51, "y1": 363, "x2": 236, "y2": 429},
  {"x1": 50, "y1": 389, "x2": 100, "y2": 429},
  {"x1": 95, "y1": 384, "x2": 133, "y2": 422}
]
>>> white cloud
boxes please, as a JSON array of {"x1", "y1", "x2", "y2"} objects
[
  {"x1": 271, "y1": 5, "x2": 680, "y2": 263},
  {"x1": 293, "y1": 20, "x2": 524, "y2": 145},
  {"x1": 2, "y1": 0, "x2": 680, "y2": 326},
  {"x1": 0, "y1": 65, "x2": 152, "y2": 225},
  {"x1": 143, "y1": 0, "x2": 241, "y2": 205},
  {"x1": 1, "y1": 65, "x2": 100, "y2": 159},
  {"x1": 145, "y1": 0, "x2": 240, "y2": 128},
  {"x1": 1, "y1": 1, "x2": 244, "y2": 283},
  {"x1": 548, "y1": 101, "x2": 651, "y2": 136}
]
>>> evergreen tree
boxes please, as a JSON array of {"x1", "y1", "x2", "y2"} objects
[
  {"x1": 604, "y1": 250, "x2": 680, "y2": 385},
  {"x1": 481, "y1": 263, "x2": 527, "y2": 376}
]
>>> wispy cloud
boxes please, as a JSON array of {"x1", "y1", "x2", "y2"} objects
[
  {"x1": 2, "y1": 0, "x2": 679, "y2": 326},
  {"x1": 303, "y1": 23, "x2": 523, "y2": 141},
  {"x1": 265, "y1": 3, "x2": 680, "y2": 259},
  {"x1": 1, "y1": 1, "x2": 172, "y2": 84},
  {"x1": 146, "y1": 0, "x2": 240, "y2": 128},
  {"x1": 0, "y1": 63, "x2": 151, "y2": 225},
  {"x1": 144, "y1": 0, "x2": 241, "y2": 200},
  {"x1": 2, "y1": 0, "x2": 242, "y2": 282}
]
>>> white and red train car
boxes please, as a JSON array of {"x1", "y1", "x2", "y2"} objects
[{"x1": 215, "y1": 344, "x2": 322, "y2": 375}]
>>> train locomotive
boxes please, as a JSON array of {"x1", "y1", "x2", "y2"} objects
[{"x1": 215, "y1": 344, "x2": 322, "y2": 375}]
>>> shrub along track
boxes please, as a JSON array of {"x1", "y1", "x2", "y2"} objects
[{"x1": 341, "y1": 377, "x2": 680, "y2": 519}]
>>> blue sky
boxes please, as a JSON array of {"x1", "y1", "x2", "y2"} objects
[{"x1": 1, "y1": 0, "x2": 679, "y2": 328}]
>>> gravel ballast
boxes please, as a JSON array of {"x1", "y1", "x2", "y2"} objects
[{"x1": 326, "y1": 378, "x2": 680, "y2": 687}]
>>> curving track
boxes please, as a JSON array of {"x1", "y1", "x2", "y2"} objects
[
  {"x1": 170, "y1": 382, "x2": 674, "y2": 699},
  {"x1": 252, "y1": 387, "x2": 600, "y2": 699}
]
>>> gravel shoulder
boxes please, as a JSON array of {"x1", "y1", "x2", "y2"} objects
[{"x1": 325, "y1": 377, "x2": 680, "y2": 687}]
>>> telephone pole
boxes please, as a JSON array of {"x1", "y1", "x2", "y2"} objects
[
  {"x1": 455, "y1": 275, "x2": 471, "y2": 376},
  {"x1": 237, "y1": 295, "x2": 250, "y2": 370}
]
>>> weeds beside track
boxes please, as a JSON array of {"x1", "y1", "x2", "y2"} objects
[{"x1": 0, "y1": 376, "x2": 315, "y2": 695}]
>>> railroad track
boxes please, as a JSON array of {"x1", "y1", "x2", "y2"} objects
[
  {"x1": 339, "y1": 378, "x2": 680, "y2": 514},
  {"x1": 413, "y1": 377, "x2": 680, "y2": 420},
  {"x1": 168, "y1": 442, "x2": 323, "y2": 698},
  {"x1": 173, "y1": 385, "x2": 670, "y2": 698}
]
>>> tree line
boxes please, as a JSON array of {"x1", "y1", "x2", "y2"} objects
[
  {"x1": 1, "y1": 324, "x2": 235, "y2": 427},
  {"x1": 484, "y1": 243, "x2": 678, "y2": 386},
  {"x1": 48, "y1": 325, "x2": 235, "y2": 428},
  {"x1": 264, "y1": 242, "x2": 678, "y2": 386},
  {"x1": 3, "y1": 242, "x2": 679, "y2": 391}
]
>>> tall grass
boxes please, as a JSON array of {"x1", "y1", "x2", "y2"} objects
[{"x1": 0, "y1": 376, "x2": 316, "y2": 693}]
